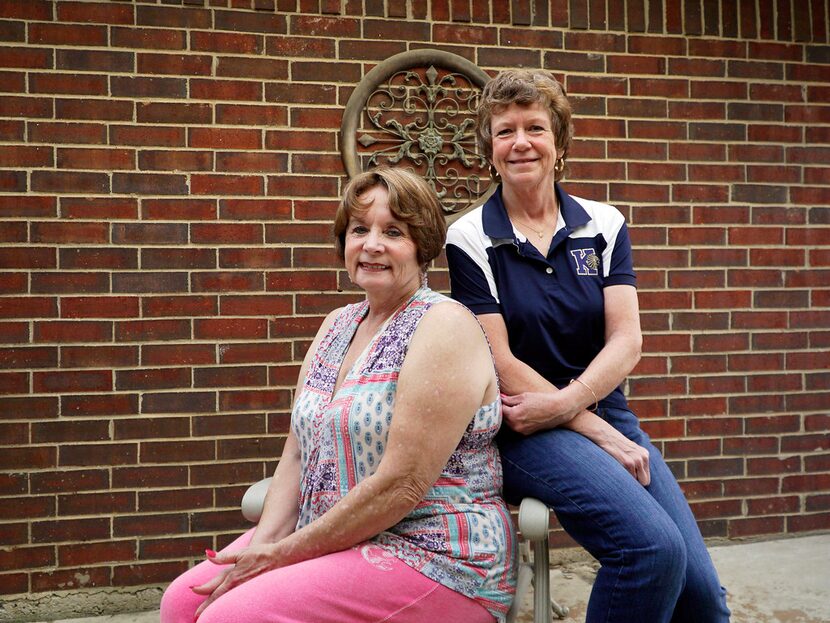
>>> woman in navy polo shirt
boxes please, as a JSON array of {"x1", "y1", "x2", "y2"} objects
[{"x1": 446, "y1": 69, "x2": 730, "y2": 623}]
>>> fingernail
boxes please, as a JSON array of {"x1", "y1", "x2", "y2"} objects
[{"x1": 205, "y1": 549, "x2": 216, "y2": 558}]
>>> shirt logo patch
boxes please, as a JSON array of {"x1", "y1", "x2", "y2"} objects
[{"x1": 570, "y1": 248, "x2": 600, "y2": 276}]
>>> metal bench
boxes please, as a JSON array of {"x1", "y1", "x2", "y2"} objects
[{"x1": 241, "y1": 479, "x2": 568, "y2": 623}]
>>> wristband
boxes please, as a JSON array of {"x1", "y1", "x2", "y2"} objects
[{"x1": 570, "y1": 377, "x2": 599, "y2": 412}]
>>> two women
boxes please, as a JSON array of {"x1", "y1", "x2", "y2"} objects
[
  {"x1": 446, "y1": 69, "x2": 731, "y2": 622},
  {"x1": 160, "y1": 167, "x2": 516, "y2": 623}
]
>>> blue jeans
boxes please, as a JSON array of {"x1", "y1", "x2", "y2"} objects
[{"x1": 498, "y1": 406, "x2": 730, "y2": 623}]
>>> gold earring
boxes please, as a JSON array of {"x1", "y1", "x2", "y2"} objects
[
  {"x1": 554, "y1": 158, "x2": 565, "y2": 173},
  {"x1": 488, "y1": 162, "x2": 500, "y2": 181}
]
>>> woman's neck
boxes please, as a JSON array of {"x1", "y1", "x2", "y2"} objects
[
  {"x1": 363, "y1": 282, "x2": 420, "y2": 329},
  {"x1": 501, "y1": 180, "x2": 559, "y2": 220}
]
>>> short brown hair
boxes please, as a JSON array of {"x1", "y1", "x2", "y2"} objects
[
  {"x1": 334, "y1": 167, "x2": 447, "y2": 267},
  {"x1": 477, "y1": 69, "x2": 574, "y2": 181}
]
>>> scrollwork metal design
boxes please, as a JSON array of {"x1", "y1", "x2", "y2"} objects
[{"x1": 341, "y1": 50, "x2": 494, "y2": 219}]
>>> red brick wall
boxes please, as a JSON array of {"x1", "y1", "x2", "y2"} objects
[{"x1": 1, "y1": 0, "x2": 828, "y2": 601}]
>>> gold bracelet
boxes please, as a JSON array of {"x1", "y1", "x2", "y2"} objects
[{"x1": 570, "y1": 377, "x2": 599, "y2": 412}]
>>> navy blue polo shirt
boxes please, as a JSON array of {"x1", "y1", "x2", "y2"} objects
[{"x1": 446, "y1": 183, "x2": 637, "y2": 409}]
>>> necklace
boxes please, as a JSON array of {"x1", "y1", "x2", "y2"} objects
[{"x1": 509, "y1": 213, "x2": 552, "y2": 239}]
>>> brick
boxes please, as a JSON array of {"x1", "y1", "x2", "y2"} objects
[
  {"x1": 61, "y1": 345, "x2": 138, "y2": 368},
  {"x1": 112, "y1": 272, "x2": 187, "y2": 294},
  {"x1": 266, "y1": 270, "x2": 337, "y2": 291},
  {"x1": 60, "y1": 442, "x2": 138, "y2": 467},
  {"x1": 265, "y1": 129, "x2": 336, "y2": 151},
  {"x1": 0, "y1": 346, "x2": 57, "y2": 369},
  {"x1": 191, "y1": 271, "x2": 264, "y2": 293},
  {"x1": 192, "y1": 30, "x2": 263, "y2": 54},
  {"x1": 0, "y1": 119, "x2": 23, "y2": 141},
  {"x1": 191, "y1": 223, "x2": 262, "y2": 245},
  {"x1": 215, "y1": 55, "x2": 288, "y2": 79},
  {"x1": 32, "y1": 517, "x2": 111, "y2": 544},
  {"x1": 0, "y1": 96, "x2": 53, "y2": 119},
  {"x1": 116, "y1": 367, "x2": 190, "y2": 391},
  {"x1": 57, "y1": 147, "x2": 135, "y2": 170},
  {"x1": 30, "y1": 222, "x2": 109, "y2": 244},
  {"x1": 136, "y1": 4, "x2": 210, "y2": 28},
  {"x1": 0, "y1": 542, "x2": 55, "y2": 571},
  {"x1": 30, "y1": 468, "x2": 109, "y2": 494},
  {"x1": 216, "y1": 103, "x2": 288, "y2": 125},
  {"x1": 219, "y1": 248, "x2": 291, "y2": 269},
  {"x1": 191, "y1": 174, "x2": 265, "y2": 196},
  {"x1": 195, "y1": 318, "x2": 268, "y2": 340},
  {"x1": 0, "y1": 370, "x2": 28, "y2": 394},
  {"x1": 112, "y1": 465, "x2": 187, "y2": 489},
  {"x1": 216, "y1": 152, "x2": 287, "y2": 174},
  {"x1": 194, "y1": 365, "x2": 267, "y2": 389},
  {"x1": 136, "y1": 102, "x2": 211, "y2": 125},
  {"x1": 110, "y1": 76, "x2": 187, "y2": 99},
  {"x1": 110, "y1": 125, "x2": 185, "y2": 147},
  {"x1": 33, "y1": 369, "x2": 112, "y2": 394},
  {"x1": 190, "y1": 78, "x2": 263, "y2": 101},
  {"x1": 141, "y1": 199, "x2": 215, "y2": 221},
  {"x1": 114, "y1": 513, "x2": 188, "y2": 537},
  {"x1": 115, "y1": 319, "x2": 190, "y2": 342},
  {"x1": 59, "y1": 540, "x2": 136, "y2": 566},
  {"x1": 137, "y1": 52, "x2": 211, "y2": 76},
  {"x1": 31, "y1": 171, "x2": 109, "y2": 194},
  {"x1": 138, "y1": 150, "x2": 213, "y2": 174},
  {"x1": 114, "y1": 416, "x2": 190, "y2": 440},
  {"x1": 0, "y1": 296, "x2": 57, "y2": 318},
  {"x1": 141, "y1": 344, "x2": 216, "y2": 366},
  {"x1": 220, "y1": 294, "x2": 292, "y2": 316},
  {"x1": 139, "y1": 535, "x2": 208, "y2": 560},
  {"x1": 56, "y1": 49, "x2": 133, "y2": 73},
  {"x1": 0, "y1": 271, "x2": 27, "y2": 293},
  {"x1": 28, "y1": 73, "x2": 105, "y2": 96},
  {"x1": 60, "y1": 198, "x2": 137, "y2": 220},
  {"x1": 141, "y1": 391, "x2": 215, "y2": 415},
  {"x1": 32, "y1": 419, "x2": 110, "y2": 443},
  {"x1": 60, "y1": 248, "x2": 137, "y2": 270},
  {"x1": 142, "y1": 439, "x2": 214, "y2": 463},
  {"x1": 115, "y1": 172, "x2": 189, "y2": 195},
  {"x1": 112, "y1": 223, "x2": 188, "y2": 245},
  {"x1": 111, "y1": 26, "x2": 187, "y2": 50},
  {"x1": 140, "y1": 248, "x2": 215, "y2": 271},
  {"x1": 0, "y1": 45, "x2": 52, "y2": 68},
  {"x1": 142, "y1": 296, "x2": 217, "y2": 318}
]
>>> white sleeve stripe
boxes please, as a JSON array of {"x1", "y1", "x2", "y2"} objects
[{"x1": 446, "y1": 209, "x2": 500, "y2": 304}]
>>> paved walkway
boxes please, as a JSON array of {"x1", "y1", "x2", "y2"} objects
[{"x1": 33, "y1": 533, "x2": 830, "y2": 623}]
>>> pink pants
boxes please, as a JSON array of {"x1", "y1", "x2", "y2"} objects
[{"x1": 160, "y1": 528, "x2": 495, "y2": 623}]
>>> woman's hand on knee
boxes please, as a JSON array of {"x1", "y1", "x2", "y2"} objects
[
  {"x1": 191, "y1": 544, "x2": 282, "y2": 620},
  {"x1": 596, "y1": 428, "x2": 651, "y2": 486}
]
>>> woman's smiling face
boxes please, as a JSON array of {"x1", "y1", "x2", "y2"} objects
[
  {"x1": 344, "y1": 184, "x2": 422, "y2": 297},
  {"x1": 490, "y1": 101, "x2": 562, "y2": 190}
]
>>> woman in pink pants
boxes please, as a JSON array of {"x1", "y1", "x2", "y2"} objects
[{"x1": 160, "y1": 167, "x2": 516, "y2": 623}]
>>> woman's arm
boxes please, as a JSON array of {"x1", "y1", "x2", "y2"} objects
[
  {"x1": 247, "y1": 307, "x2": 342, "y2": 546},
  {"x1": 194, "y1": 303, "x2": 497, "y2": 614},
  {"x1": 247, "y1": 432, "x2": 300, "y2": 546},
  {"x1": 480, "y1": 285, "x2": 649, "y2": 484}
]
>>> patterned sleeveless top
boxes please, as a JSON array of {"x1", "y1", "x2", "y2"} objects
[{"x1": 292, "y1": 287, "x2": 516, "y2": 621}]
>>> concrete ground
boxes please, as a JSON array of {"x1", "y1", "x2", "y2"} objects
[{"x1": 30, "y1": 533, "x2": 830, "y2": 623}]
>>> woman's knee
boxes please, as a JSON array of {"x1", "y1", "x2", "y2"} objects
[
  {"x1": 637, "y1": 519, "x2": 688, "y2": 588},
  {"x1": 159, "y1": 572, "x2": 202, "y2": 623}
]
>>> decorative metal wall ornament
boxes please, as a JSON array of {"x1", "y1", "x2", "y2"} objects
[{"x1": 341, "y1": 50, "x2": 495, "y2": 219}]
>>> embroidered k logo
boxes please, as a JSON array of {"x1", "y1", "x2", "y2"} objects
[{"x1": 570, "y1": 248, "x2": 600, "y2": 276}]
